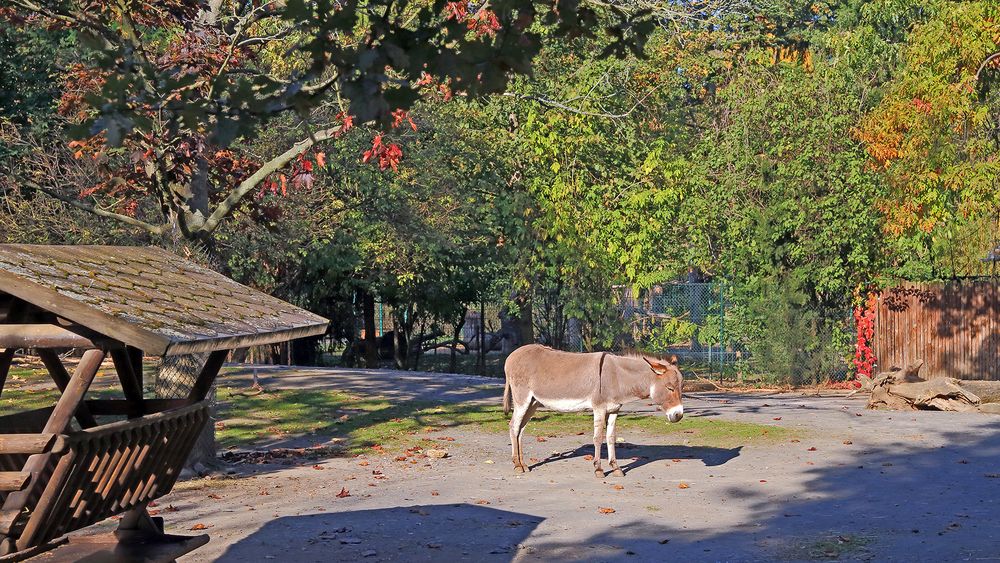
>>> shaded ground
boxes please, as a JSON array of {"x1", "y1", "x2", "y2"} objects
[{"x1": 53, "y1": 366, "x2": 1000, "y2": 561}]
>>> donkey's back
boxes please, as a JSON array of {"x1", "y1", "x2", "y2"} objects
[{"x1": 503, "y1": 344, "x2": 604, "y2": 414}]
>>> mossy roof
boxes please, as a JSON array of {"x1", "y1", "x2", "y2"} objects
[{"x1": 0, "y1": 245, "x2": 328, "y2": 356}]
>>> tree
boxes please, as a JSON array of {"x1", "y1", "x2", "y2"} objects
[{"x1": 1, "y1": 0, "x2": 652, "y2": 242}]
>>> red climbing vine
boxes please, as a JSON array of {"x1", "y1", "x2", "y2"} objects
[{"x1": 853, "y1": 291, "x2": 879, "y2": 380}]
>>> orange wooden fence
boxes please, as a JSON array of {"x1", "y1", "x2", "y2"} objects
[{"x1": 874, "y1": 280, "x2": 1000, "y2": 380}]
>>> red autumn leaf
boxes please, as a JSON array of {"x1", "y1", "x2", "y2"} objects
[
  {"x1": 312, "y1": 464, "x2": 324, "y2": 470},
  {"x1": 336, "y1": 487, "x2": 351, "y2": 498},
  {"x1": 807, "y1": 447, "x2": 817, "y2": 451},
  {"x1": 773, "y1": 417, "x2": 782, "y2": 421}
]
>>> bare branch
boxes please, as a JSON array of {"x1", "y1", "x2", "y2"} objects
[
  {"x1": 502, "y1": 87, "x2": 658, "y2": 119},
  {"x1": 24, "y1": 182, "x2": 167, "y2": 235},
  {"x1": 199, "y1": 125, "x2": 344, "y2": 235},
  {"x1": 976, "y1": 52, "x2": 1000, "y2": 82}
]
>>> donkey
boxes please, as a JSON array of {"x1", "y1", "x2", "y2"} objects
[{"x1": 502, "y1": 344, "x2": 684, "y2": 477}]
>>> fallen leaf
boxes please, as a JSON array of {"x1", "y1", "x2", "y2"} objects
[
  {"x1": 431, "y1": 490, "x2": 440, "y2": 496},
  {"x1": 658, "y1": 539, "x2": 670, "y2": 545},
  {"x1": 438, "y1": 436, "x2": 456, "y2": 441},
  {"x1": 759, "y1": 480, "x2": 767, "y2": 483},
  {"x1": 584, "y1": 455, "x2": 594, "y2": 461},
  {"x1": 598, "y1": 507, "x2": 616, "y2": 514},
  {"x1": 807, "y1": 447, "x2": 817, "y2": 451},
  {"x1": 207, "y1": 493, "x2": 222, "y2": 500},
  {"x1": 678, "y1": 482, "x2": 690, "y2": 489},
  {"x1": 475, "y1": 499, "x2": 490, "y2": 505},
  {"x1": 772, "y1": 417, "x2": 782, "y2": 421},
  {"x1": 484, "y1": 460, "x2": 494, "y2": 464},
  {"x1": 612, "y1": 484, "x2": 624, "y2": 490},
  {"x1": 536, "y1": 436, "x2": 547, "y2": 442},
  {"x1": 312, "y1": 464, "x2": 325, "y2": 470},
  {"x1": 336, "y1": 487, "x2": 351, "y2": 498},
  {"x1": 190, "y1": 523, "x2": 211, "y2": 531},
  {"x1": 426, "y1": 449, "x2": 449, "y2": 459},
  {"x1": 843, "y1": 440, "x2": 853, "y2": 445},
  {"x1": 395, "y1": 456, "x2": 407, "y2": 461},
  {"x1": 358, "y1": 460, "x2": 370, "y2": 467}
]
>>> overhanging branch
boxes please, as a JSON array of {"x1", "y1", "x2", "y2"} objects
[
  {"x1": 25, "y1": 182, "x2": 167, "y2": 235},
  {"x1": 199, "y1": 124, "x2": 344, "y2": 235}
]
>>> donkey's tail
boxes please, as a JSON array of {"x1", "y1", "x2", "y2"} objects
[{"x1": 503, "y1": 379, "x2": 512, "y2": 417}]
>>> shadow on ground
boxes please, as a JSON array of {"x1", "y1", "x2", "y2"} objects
[
  {"x1": 520, "y1": 423, "x2": 1000, "y2": 561},
  {"x1": 213, "y1": 504, "x2": 542, "y2": 562},
  {"x1": 529, "y1": 443, "x2": 742, "y2": 474}
]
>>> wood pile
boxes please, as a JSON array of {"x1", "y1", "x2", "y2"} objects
[{"x1": 856, "y1": 361, "x2": 994, "y2": 413}]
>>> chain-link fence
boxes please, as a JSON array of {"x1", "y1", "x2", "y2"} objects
[{"x1": 313, "y1": 282, "x2": 856, "y2": 384}]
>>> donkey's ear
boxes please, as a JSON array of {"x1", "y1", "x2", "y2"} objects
[{"x1": 643, "y1": 357, "x2": 668, "y2": 375}]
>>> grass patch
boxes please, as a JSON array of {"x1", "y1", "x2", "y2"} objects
[
  {"x1": 782, "y1": 534, "x2": 874, "y2": 560},
  {"x1": 214, "y1": 388, "x2": 792, "y2": 454}
]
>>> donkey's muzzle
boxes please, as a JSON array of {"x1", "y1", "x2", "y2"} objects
[{"x1": 666, "y1": 405, "x2": 684, "y2": 423}]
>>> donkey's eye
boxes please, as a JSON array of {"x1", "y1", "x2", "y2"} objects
[{"x1": 667, "y1": 387, "x2": 675, "y2": 392}]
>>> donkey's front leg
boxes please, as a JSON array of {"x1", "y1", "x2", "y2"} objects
[
  {"x1": 592, "y1": 408, "x2": 607, "y2": 478},
  {"x1": 606, "y1": 412, "x2": 624, "y2": 477}
]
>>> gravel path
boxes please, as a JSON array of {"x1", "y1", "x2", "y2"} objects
[{"x1": 138, "y1": 367, "x2": 1000, "y2": 561}]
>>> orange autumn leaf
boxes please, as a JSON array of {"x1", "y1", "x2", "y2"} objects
[
  {"x1": 190, "y1": 523, "x2": 211, "y2": 531},
  {"x1": 678, "y1": 482, "x2": 690, "y2": 489},
  {"x1": 336, "y1": 487, "x2": 351, "y2": 498},
  {"x1": 598, "y1": 507, "x2": 616, "y2": 514}
]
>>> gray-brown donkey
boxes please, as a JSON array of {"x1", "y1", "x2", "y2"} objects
[{"x1": 502, "y1": 344, "x2": 684, "y2": 477}]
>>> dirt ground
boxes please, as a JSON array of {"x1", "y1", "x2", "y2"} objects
[{"x1": 86, "y1": 367, "x2": 1000, "y2": 562}]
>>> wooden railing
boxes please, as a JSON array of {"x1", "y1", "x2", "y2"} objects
[{"x1": 0, "y1": 402, "x2": 209, "y2": 555}]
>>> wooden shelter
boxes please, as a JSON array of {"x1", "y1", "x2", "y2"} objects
[{"x1": 0, "y1": 245, "x2": 328, "y2": 561}]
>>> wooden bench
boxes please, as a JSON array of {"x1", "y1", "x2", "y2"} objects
[{"x1": 0, "y1": 403, "x2": 210, "y2": 561}]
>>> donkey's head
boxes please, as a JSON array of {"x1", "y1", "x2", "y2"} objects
[{"x1": 644, "y1": 355, "x2": 684, "y2": 422}]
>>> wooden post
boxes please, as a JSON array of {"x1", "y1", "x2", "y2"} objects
[
  {"x1": 36, "y1": 350, "x2": 98, "y2": 429},
  {"x1": 0, "y1": 348, "x2": 14, "y2": 399},
  {"x1": 111, "y1": 348, "x2": 145, "y2": 417},
  {"x1": 0, "y1": 349, "x2": 105, "y2": 542},
  {"x1": 186, "y1": 350, "x2": 228, "y2": 402}
]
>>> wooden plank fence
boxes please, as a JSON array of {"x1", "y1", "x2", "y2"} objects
[{"x1": 874, "y1": 280, "x2": 1000, "y2": 380}]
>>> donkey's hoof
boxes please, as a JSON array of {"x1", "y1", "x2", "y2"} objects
[
  {"x1": 594, "y1": 469, "x2": 605, "y2": 478},
  {"x1": 514, "y1": 465, "x2": 526, "y2": 473},
  {"x1": 611, "y1": 468, "x2": 625, "y2": 477}
]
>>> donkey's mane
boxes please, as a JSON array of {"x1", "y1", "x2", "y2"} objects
[{"x1": 618, "y1": 348, "x2": 672, "y2": 362}]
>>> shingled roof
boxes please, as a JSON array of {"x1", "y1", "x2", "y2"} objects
[{"x1": 0, "y1": 245, "x2": 329, "y2": 356}]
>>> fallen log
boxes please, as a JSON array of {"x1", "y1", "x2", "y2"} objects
[{"x1": 866, "y1": 360, "x2": 982, "y2": 413}]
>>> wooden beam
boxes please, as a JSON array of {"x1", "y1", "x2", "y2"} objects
[
  {"x1": 0, "y1": 349, "x2": 105, "y2": 536},
  {"x1": 85, "y1": 399, "x2": 189, "y2": 417},
  {"x1": 111, "y1": 348, "x2": 145, "y2": 416},
  {"x1": 0, "y1": 348, "x2": 13, "y2": 398},
  {"x1": 0, "y1": 434, "x2": 57, "y2": 455},
  {"x1": 0, "y1": 325, "x2": 95, "y2": 349},
  {"x1": 36, "y1": 350, "x2": 98, "y2": 429},
  {"x1": 187, "y1": 350, "x2": 228, "y2": 402},
  {"x1": 0, "y1": 473, "x2": 29, "y2": 493}
]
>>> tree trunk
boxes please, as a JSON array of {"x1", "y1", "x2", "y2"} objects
[
  {"x1": 513, "y1": 292, "x2": 534, "y2": 346},
  {"x1": 450, "y1": 311, "x2": 467, "y2": 373},
  {"x1": 154, "y1": 353, "x2": 217, "y2": 473},
  {"x1": 361, "y1": 291, "x2": 378, "y2": 368}
]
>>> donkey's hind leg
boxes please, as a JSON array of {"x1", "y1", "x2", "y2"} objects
[
  {"x1": 515, "y1": 400, "x2": 538, "y2": 470},
  {"x1": 509, "y1": 399, "x2": 535, "y2": 473},
  {"x1": 592, "y1": 407, "x2": 607, "y2": 478},
  {"x1": 606, "y1": 412, "x2": 624, "y2": 477}
]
